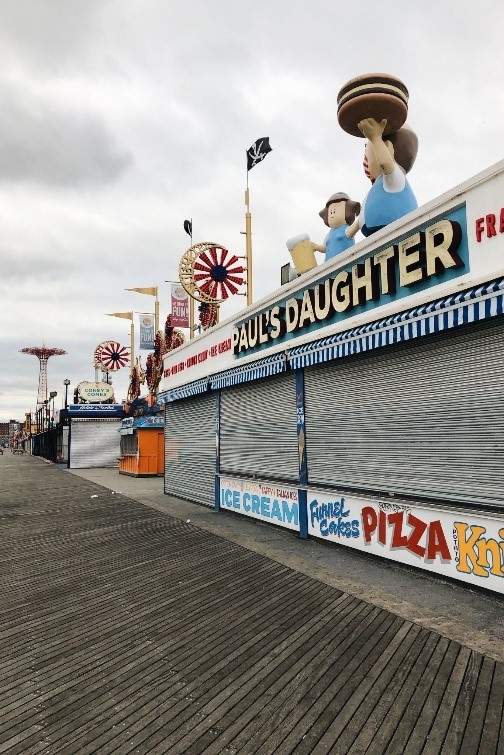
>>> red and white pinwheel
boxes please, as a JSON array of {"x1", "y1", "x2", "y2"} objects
[
  {"x1": 98, "y1": 341, "x2": 130, "y2": 371},
  {"x1": 179, "y1": 242, "x2": 244, "y2": 305},
  {"x1": 193, "y1": 245, "x2": 244, "y2": 301}
]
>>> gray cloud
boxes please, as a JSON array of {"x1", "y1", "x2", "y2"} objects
[
  {"x1": 0, "y1": 0, "x2": 106, "y2": 72},
  {"x1": 0, "y1": 84, "x2": 133, "y2": 187},
  {"x1": 1, "y1": 0, "x2": 504, "y2": 421}
]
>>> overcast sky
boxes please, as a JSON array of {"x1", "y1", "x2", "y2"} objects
[{"x1": 1, "y1": 0, "x2": 504, "y2": 422}]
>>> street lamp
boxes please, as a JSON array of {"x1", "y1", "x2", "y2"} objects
[
  {"x1": 49, "y1": 391, "x2": 57, "y2": 427},
  {"x1": 43, "y1": 399, "x2": 49, "y2": 430},
  {"x1": 63, "y1": 379, "x2": 70, "y2": 409}
]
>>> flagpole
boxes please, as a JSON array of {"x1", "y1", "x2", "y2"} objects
[
  {"x1": 125, "y1": 287, "x2": 159, "y2": 333},
  {"x1": 190, "y1": 294, "x2": 195, "y2": 338},
  {"x1": 189, "y1": 219, "x2": 195, "y2": 338},
  {"x1": 182, "y1": 218, "x2": 196, "y2": 339},
  {"x1": 244, "y1": 137, "x2": 271, "y2": 306},
  {"x1": 106, "y1": 312, "x2": 135, "y2": 375},
  {"x1": 245, "y1": 187, "x2": 252, "y2": 306},
  {"x1": 130, "y1": 320, "x2": 135, "y2": 376},
  {"x1": 154, "y1": 287, "x2": 159, "y2": 333}
]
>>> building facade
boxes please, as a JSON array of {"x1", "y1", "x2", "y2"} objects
[{"x1": 159, "y1": 160, "x2": 504, "y2": 594}]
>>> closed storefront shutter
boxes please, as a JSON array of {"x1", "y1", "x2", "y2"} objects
[
  {"x1": 304, "y1": 317, "x2": 504, "y2": 508},
  {"x1": 220, "y1": 372, "x2": 299, "y2": 484},
  {"x1": 69, "y1": 419, "x2": 121, "y2": 469},
  {"x1": 164, "y1": 392, "x2": 216, "y2": 507}
]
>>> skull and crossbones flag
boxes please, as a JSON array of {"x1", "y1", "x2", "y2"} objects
[{"x1": 246, "y1": 137, "x2": 272, "y2": 171}]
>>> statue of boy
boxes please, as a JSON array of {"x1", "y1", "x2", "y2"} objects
[{"x1": 347, "y1": 118, "x2": 418, "y2": 238}]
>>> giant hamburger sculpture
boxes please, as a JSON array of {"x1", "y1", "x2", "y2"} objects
[{"x1": 338, "y1": 72, "x2": 419, "y2": 239}]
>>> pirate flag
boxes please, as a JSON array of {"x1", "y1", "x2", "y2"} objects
[
  {"x1": 183, "y1": 219, "x2": 192, "y2": 238},
  {"x1": 246, "y1": 137, "x2": 272, "y2": 171}
]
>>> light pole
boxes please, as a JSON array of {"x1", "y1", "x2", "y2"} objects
[
  {"x1": 49, "y1": 391, "x2": 57, "y2": 427},
  {"x1": 63, "y1": 379, "x2": 70, "y2": 409},
  {"x1": 43, "y1": 400, "x2": 49, "y2": 430}
]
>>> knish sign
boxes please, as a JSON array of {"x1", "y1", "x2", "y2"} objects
[{"x1": 233, "y1": 215, "x2": 466, "y2": 355}]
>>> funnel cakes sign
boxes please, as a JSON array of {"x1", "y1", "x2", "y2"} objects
[{"x1": 233, "y1": 208, "x2": 468, "y2": 357}]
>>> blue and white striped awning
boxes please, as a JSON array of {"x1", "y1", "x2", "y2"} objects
[
  {"x1": 157, "y1": 376, "x2": 210, "y2": 404},
  {"x1": 210, "y1": 352, "x2": 286, "y2": 389},
  {"x1": 288, "y1": 277, "x2": 504, "y2": 369}
]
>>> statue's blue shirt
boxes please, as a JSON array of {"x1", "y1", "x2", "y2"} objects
[
  {"x1": 325, "y1": 225, "x2": 354, "y2": 260},
  {"x1": 361, "y1": 167, "x2": 417, "y2": 237}
]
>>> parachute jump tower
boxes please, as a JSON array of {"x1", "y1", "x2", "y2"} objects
[{"x1": 20, "y1": 345, "x2": 67, "y2": 407}]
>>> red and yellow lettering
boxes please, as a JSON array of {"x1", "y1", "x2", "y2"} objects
[
  {"x1": 361, "y1": 506, "x2": 377, "y2": 543},
  {"x1": 475, "y1": 217, "x2": 485, "y2": 242},
  {"x1": 426, "y1": 521, "x2": 451, "y2": 561},
  {"x1": 389, "y1": 512, "x2": 408, "y2": 548},
  {"x1": 406, "y1": 514, "x2": 427, "y2": 557},
  {"x1": 486, "y1": 214, "x2": 497, "y2": 238}
]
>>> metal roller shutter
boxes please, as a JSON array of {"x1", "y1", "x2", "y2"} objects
[
  {"x1": 69, "y1": 419, "x2": 121, "y2": 469},
  {"x1": 220, "y1": 372, "x2": 299, "y2": 483},
  {"x1": 164, "y1": 392, "x2": 216, "y2": 506},
  {"x1": 304, "y1": 317, "x2": 504, "y2": 508}
]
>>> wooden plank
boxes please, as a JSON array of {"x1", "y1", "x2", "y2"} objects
[
  {"x1": 459, "y1": 656, "x2": 499, "y2": 754},
  {"x1": 81, "y1": 597, "x2": 367, "y2": 755},
  {"x1": 170, "y1": 608, "x2": 394, "y2": 755},
  {"x1": 478, "y1": 660, "x2": 504, "y2": 755},
  {"x1": 380, "y1": 635, "x2": 452, "y2": 754},
  {"x1": 0, "y1": 456, "x2": 502, "y2": 755},
  {"x1": 439, "y1": 650, "x2": 482, "y2": 754}
]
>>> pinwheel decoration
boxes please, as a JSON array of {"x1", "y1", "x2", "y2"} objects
[
  {"x1": 179, "y1": 242, "x2": 244, "y2": 305},
  {"x1": 97, "y1": 341, "x2": 130, "y2": 372}
]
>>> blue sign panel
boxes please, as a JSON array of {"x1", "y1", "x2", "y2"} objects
[{"x1": 233, "y1": 207, "x2": 469, "y2": 358}]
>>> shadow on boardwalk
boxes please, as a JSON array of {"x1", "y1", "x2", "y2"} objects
[{"x1": 0, "y1": 454, "x2": 503, "y2": 754}]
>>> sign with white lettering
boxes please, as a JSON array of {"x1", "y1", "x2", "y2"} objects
[
  {"x1": 233, "y1": 210, "x2": 468, "y2": 357},
  {"x1": 171, "y1": 284, "x2": 190, "y2": 328},
  {"x1": 161, "y1": 322, "x2": 235, "y2": 390},
  {"x1": 67, "y1": 404, "x2": 124, "y2": 416},
  {"x1": 160, "y1": 163, "x2": 504, "y2": 389}
]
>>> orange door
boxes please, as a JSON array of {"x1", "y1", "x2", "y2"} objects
[{"x1": 157, "y1": 430, "x2": 165, "y2": 474}]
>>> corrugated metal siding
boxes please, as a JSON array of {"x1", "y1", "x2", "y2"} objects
[
  {"x1": 220, "y1": 372, "x2": 299, "y2": 484},
  {"x1": 69, "y1": 419, "x2": 121, "y2": 469},
  {"x1": 304, "y1": 317, "x2": 504, "y2": 508},
  {"x1": 164, "y1": 392, "x2": 216, "y2": 507}
]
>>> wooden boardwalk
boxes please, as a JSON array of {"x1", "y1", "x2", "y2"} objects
[{"x1": 0, "y1": 455, "x2": 502, "y2": 754}]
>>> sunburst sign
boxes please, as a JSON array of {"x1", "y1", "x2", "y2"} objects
[
  {"x1": 179, "y1": 242, "x2": 245, "y2": 304},
  {"x1": 94, "y1": 341, "x2": 130, "y2": 371}
]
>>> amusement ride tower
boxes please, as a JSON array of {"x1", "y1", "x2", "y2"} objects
[{"x1": 20, "y1": 345, "x2": 67, "y2": 408}]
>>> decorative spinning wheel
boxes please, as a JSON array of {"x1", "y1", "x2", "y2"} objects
[
  {"x1": 94, "y1": 341, "x2": 130, "y2": 372},
  {"x1": 179, "y1": 242, "x2": 245, "y2": 304}
]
